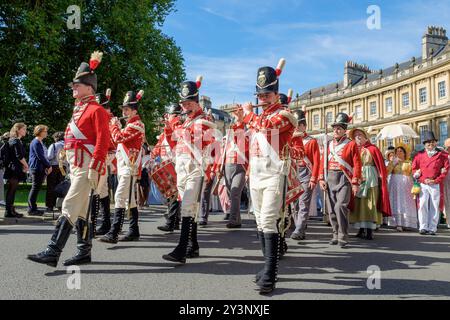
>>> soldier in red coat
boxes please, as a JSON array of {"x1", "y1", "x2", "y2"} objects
[
  {"x1": 155, "y1": 103, "x2": 182, "y2": 233},
  {"x1": 319, "y1": 113, "x2": 362, "y2": 247},
  {"x1": 28, "y1": 51, "x2": 110, "y2": 267},
  {"x1": 240, "y1": 59, "x2": 297, "y2": 294},
  {"x1": 412, "y1": 131, "x2": 449, "y2": 235},
  {"x1": 162, "y1": 76, "x2": 216, "y2": 264},
  {"x1": 290, "y1": 109, "x2": 321, "y2": 241},
  {"x1": 99, "y1": 91, "x2": 146, "y2": 243}
]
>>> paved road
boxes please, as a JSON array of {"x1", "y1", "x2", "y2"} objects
[{"x1": 1, "y1": 205, "x2": 450, "y2": 300}]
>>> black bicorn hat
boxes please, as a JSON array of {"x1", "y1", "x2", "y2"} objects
[
  {"x1": 121, "y1": 90, "x2": 144, "y2": 110},
  {"x1": 179, "y1": 76, "x2": 203, "y2": 103},
  {"x1": 71, "y1": 51, "x2": 103, "y2": 92},
  {"x1": 96, "y1": 88, "x2": 112, "y2": 107},
  {"x1": 422, "y1": 131, "x2": 438, "y2": 143},
  {"x1": 255, "y1": 58, "x2": 286, "y2": 95},
  {"x1": 167, "y1": 103, "x2": 182, "y2": 115},
  {"x1": 331, "y1": 112, "x2": 352, "y2": 129}
]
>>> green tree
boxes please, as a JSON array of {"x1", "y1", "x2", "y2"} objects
[{"x1": 0, "y1": 0, "x2": 185, "y2": 143}]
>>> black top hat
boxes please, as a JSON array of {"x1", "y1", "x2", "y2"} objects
[
  {"x1": 255, "y1": 58, "x2": 286, "y2": 95},
  {"x1": 331, "y1": 113, "x2": 351, "y2": 129},
  {"x1": 292, "y1": 109, "x2": 307, "y2": 126},
  {"x1": 122, "y1": 90, "x2": 144, "y2": 110},
  {"x1": 179, "y1": 76, "x2": 202, "y2": 103},
  {"x1": 422, "y1": 131, "x2": 438, "y2": 143},
  {"x1": 167, "y1": 103, "x2": 182, "y2": 115},
  {"x1": 71, "y1": 51, "x2": 103, "y2": 92}
]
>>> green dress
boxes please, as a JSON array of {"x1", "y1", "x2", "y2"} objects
[{"x1": 350, "y1": 148, "x2": 383, "y2": 229}]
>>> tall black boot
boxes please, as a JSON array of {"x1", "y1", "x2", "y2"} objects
[
  {"x1": 162, "y1": 217, "x2": 192, "y2": 264},
  {"x1": 89, "y1": 195, "x2": 100, "y2": 238},
  {"x1": 98, "y1": 208, "x2": 125, "y2": 244},
  {"x1": 366, "y1": 228, "x2": 374, "y2": 240},
  {"x1": 280, "y1": 235, "x2": 288, "y2": 258},
  {"x1": 257, "y1": 233, "x2": 280, "y2": 295},
  {"x1": 27, "y1": 216, "x2": 73, "y2": 267},
  {"x1": 254, "y1": 231, "x2": 266, "y2": 283},
  {"x1": 158, "y1": 200, "x2": 179, "y2": 232},
  {"x1": 119, "y1": 207, "x2": 140, "y2": 241},
  {"x1": 96, "y1": 196, "x2": 111, "y2": 236},
  {"x1": 186, "y1": 220, "x2": 199, "y2": 258},
  {"x1": 64, "y1": 218, "x2": 92, "y2": 266},
  {"x1": 354, "y1": 228, "x2": 365, "y2": 239}
]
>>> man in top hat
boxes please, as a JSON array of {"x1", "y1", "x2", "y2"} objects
[
  {"x1": 162, "y1": 76, "x2": 216, "y2": 264},
  {"x1": 98, "y1": 90, "x2": 146, "y2": 243},
  {"x1": 290, "y1": 108, "x2": 320, "y2": 241},
  {"x1": 155, "y1": 103, "x2": 183, "y2": 233},
  {"x1": 94, "y1": 89, "x2": 117, "y2": 236},
  {"x1": 318, "y1": 113, "x2": 362, "y2": 247},
  {"x1": 28, "y1": 51, "x2": 110, "y2": 267},
  {"x1": 239, "y1": 59, "x2": 298, "y2": 294},
  {"x1": 412, "y1": 131, "x2": 449, "y2": 235}
]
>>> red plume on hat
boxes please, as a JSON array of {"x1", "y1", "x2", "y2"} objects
[
  {"x1": 348, "y1": 112, "x2": 355, "y2": 122},
  {"x1": 196, "y1": 75, "x2": 203, "y2": 89},
  {"x1": 287, "y1": 88, "x2": 293, "y2": 104},
  {"x1": 136, "y1": 90, "x2": 145, "y2": 102},
  {"x1": 89, "y1": 51, "x2": 103, "y2": 72},
  {"x1": 105, "y1": 88, "x2": 111, "y2": 100},
  {"x1": 275, "y1": 58, "x2": 286, "y2": 77}
]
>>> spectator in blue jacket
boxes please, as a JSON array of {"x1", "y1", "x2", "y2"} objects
[{"x1": 27, "y1": 125, "x2": 51, "y2": 216}]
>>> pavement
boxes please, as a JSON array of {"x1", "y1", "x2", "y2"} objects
[{"x1": 0, "y1": 205, "x2": 450, "y2": 300}]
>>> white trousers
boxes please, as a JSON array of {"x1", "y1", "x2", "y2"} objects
[
  {"x1": 114, "y1": 151, "x2": 137, "y2": 210},
  {"x1": 175, "y1": 155, "x2": 203, "y2": 219},
  {"x1": 62, "y1": 150, "x2": 92, "y2": 225},
  {"x1": 96, "y1": 154, "x2": 114, "y2": 199},
  {"x1": 418, "y1": 183, "x2": 441, "y2": 232},
  {"x1": 249, "y1": 157, "x2": 284, "y2": 233}
]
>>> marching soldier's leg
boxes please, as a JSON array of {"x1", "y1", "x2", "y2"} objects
[
  {"x1": 28, "y1": 152, "x2": 91, "y2": 267},
  {"x1": 158, "y1": 199, "x2": 180, "y2": 232},
  {"x1": 119, "y1": 182, "x2": 140, "y2": 241},
  {"x1": 335, "y1": 174, "x2": 351, "y2": 247},
  {"x1": 163, "y1": 169, "x2": 201, "y2": 264},
  {"x1": 98, "y1": 170, "x2": 128, "y2": 244},
  {"x1": 249, "y1": 178, "x2": 265, "y2": 284},
  {"x1": 64, "y1": 217, "x2": 93, "y2": 266},
  {"x1": 226, "y1": 164, "x2": 246, "y2": 228},
  {"x1": 292, "y1": 169, "x2": 313, "y2": 240},
  {"x1": 327, "y1": 172, "x2": 340, "y2": 245},
  {"x1": 96, "y1": 170, "x2": 111, "y2": 236},
  {"x1": 256, "y1": 178, "x2": 284, "y2": 295}
]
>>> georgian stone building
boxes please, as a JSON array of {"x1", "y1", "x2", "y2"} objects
[{"x1": 290, "y1": 26, "x2": 450, "y2": 150}]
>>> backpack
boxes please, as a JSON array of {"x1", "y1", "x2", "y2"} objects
[{"x1": 0, "y1": 141, "x2": 10, "y2": 170}]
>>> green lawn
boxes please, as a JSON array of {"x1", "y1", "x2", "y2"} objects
[{"x1": 9, "y1": 184, "x2": 46, "y2": 207}]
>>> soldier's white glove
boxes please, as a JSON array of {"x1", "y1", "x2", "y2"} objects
[
  {"x1": 88, "y1": 169, "x2": 99, "y2": 191},
  {"x1": 413, "y1": 169, "x2": 421, "y2": 179}
]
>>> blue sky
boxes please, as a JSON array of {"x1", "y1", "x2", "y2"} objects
[{"x1": 162, "y1": 0, "x2": 450, "y2": 106}]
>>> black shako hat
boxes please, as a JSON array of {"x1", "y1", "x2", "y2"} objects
[
  {"x1": 179, "y1": 76, "x2": 203, "y2": 103},
  {"x1": 121, "y1": 90, "x2": 144, "y2": 110},
  {"x1": 255, "y1": 58, "x2": 286, "y2": 95},
  {"x1": 71, "y1": 51, "x2": 103, "y2": 92}
]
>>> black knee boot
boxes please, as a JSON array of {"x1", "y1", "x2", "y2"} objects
[
  {"x1": 96, "y1": 196, "x2": 111, "y2": 236},
  {"x1": 158, "y1": 200, "x2": 179, "y2": 232},
  {"x1": 254, "y1": 231, "x2": 266, "y2": 283},
  {"x1": 257, "y1": 233, "x2": 280, "y2": 295},
  {"x1": 355, "y1": 228, "x2": 365, "y2": 239},
  {"x1": 186, "y1": 220, "x2": 199, "y2": 258},
  {"x1": 119, "y1": 207, "x2": 140, "y2": 241},
  {"x1": 98, "y1": 208, "x2": 125, "y2": 244},
  {"x1": 27, "y1": 216, "x2": 73, "y2": 267},
  {"x1": 366, "y1": 228, "x2": 374, "y2": 240},
  {"x1": 89, "y1": 195, "x2": 100, "y2": 238},
  {"x1": 162, "y1": 217, "x2": 192, "y2": 264},
  {"x1": 64, "y1": 218, "x2": 92, "y2": 266}
]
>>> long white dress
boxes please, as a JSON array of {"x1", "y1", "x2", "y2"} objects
[{"x1": 387, "y1": 160, "x2": 418, "y2": 229}]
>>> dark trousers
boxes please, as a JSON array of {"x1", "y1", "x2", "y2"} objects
[
  {"x1": 28, "y1": 171, "x2": 46, "y2": 212},
  {"x1": 45, "y1": 165, "x2": 63, "y2": 209},
  {"x1": 200, "y1": 177, "x2": 215, "y2": 222},
  {"x1": 5, "y1": 177, "x2": 19, "y2": 213},
  {"x1": 325, "y1": 171, "x2": 351, "y2": 242},
  {"x1": 224, "y1": 164, "x2": 246, "y2": 224}
]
